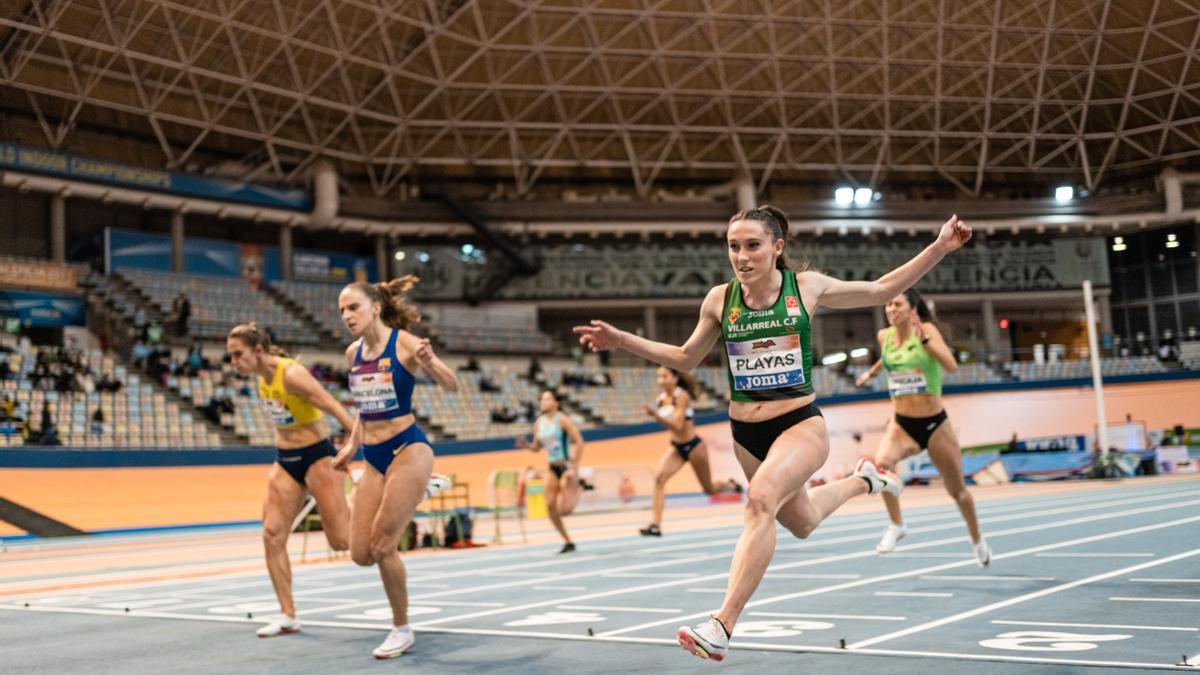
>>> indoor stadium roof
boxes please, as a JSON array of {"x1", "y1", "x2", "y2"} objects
[{"x1": 3, "y1": 0, "x2": 1200, "y2": 198}]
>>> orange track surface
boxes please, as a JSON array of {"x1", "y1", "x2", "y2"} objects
[
  {"x1": 0, "y1": 429, "x2": 726, "y2": 535},
  {"x1": 1, "y1": 378, "x2": 1195, "y2": 535}
]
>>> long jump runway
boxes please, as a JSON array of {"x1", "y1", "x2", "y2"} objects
[{"x1": 3, "y1": 478, "x2": 1198, "y2": 673}]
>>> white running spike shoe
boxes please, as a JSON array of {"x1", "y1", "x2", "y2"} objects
[
  {"x1": 373, "y1": 625, "x2": 415, "y2": 659},
  {"x1": 973, "y1": 536, "x2": 992, "y2": 567},
  {"x1": 875, "y1": 523, "x2": 908, "y2": 554},
  {"x1": 853, "y1": 458, "x2": 903, "y2": 497},
  {"x1": 424, "y1": 473, "x2": 453, "y2": 500},
  {"x1": 256, "y1": 614, "x2": 300, "y2": 638},
  {"x1": 677, "y1": 617, "x2": 730, "y2": 661}
]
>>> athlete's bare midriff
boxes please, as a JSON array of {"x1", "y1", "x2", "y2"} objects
[
  {"x1": 892, "y1": 391, "x2": 944, "y2": 418},
  {"x1": 728, "y1": 392, "x2": 817, "y2": 423},
  {"x1": 361, "y1": 413, "x2": 418, "y2": 445},
  {"x1": 275, "y1": 418, "x2": 330, "y2": 450}
]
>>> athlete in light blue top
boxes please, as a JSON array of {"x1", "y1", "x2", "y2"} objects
[{"x1": 519, "y1": 389, "x2": 585, "y2": 553}]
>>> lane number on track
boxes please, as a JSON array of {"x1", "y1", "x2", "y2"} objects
[
  {"x1": 733, "y1": 620, "x2": 836, "y2": 638},
  {"x1": 980, "y1": 631, "x2": 1132, "y2": 652},
  {"x1": 505, "y1": 611, "x2": 606, "y2": 627}
]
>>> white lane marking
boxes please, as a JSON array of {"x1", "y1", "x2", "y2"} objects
[
  {"x1": 597, "y1": 506, "x2": 1200, "y2": 639},
  {"x1": 848, "y1": 546, "x2": 1200, "y2": 649},
  {"x1": 763, "y1": 573, "x2": 863, "y2": 580},
  {"x1": 1130, "y1": 578, "x2": 1200, "y2": 583},
  {"x1": 1110, "y1": 597, "x2": 1200, "y2": 604},
  {"x1": 414, "y1": 600, "x2": 506, "y2": 608},
  {"x1": 4, "y1": 604, "x2": 1196, "y2": 671},
  {"x1": 8, "y1": 484, "x2": 1180, "y2": 604},
  {"x1": 749, "y1": 611, "x2": 906, "y2": 621},
  {"x1": 411, "y1": 491, "x2": 1199, "y2": 616},
  {"x1": 875, "y1": 591, "x2": 953, "y2": 598},
  {"x1": 477, "y1": 572, "x2": 563, "y2": 578},
  {"x1": 601, "y1": 572, "x2": 699, "y2": 579},
  {"x1": 558, "y1": 604, "x2": 681, "y2": 614},
  {"x1": 1034, "y1": 552, "x2": 1154, "y2": 558},
  {"x1": 887, "y1": 553, "x2": 973, "y2": 558},
  {"x1": 992, "y1": 619, "x2": 1199, "y2": 632},
  {"x1": 685, "y1": 588, "x2": 726, "y2": 594},
  {"x1": 532, "y1": 585, "x2": 586, "y2": 591},
  {"x1": 919, "y1": 575, "x2": 1056, "y2": 582}
]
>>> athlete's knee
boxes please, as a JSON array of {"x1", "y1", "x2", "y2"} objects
[
  {"x1": 654, "y1": 473, "x2": 670, "y2": 489},
  {"x1": 262, "y1": 522, "x2": 289, "y2": 550},
  {"x1": 949, "y1": 484, "x2": 973, "y2": 504},
  {"x1": 744, "y1": 488, "x2": 778, "y2": 523},
  {"x1": 368, "y1": 533, "x2": 399, "y2": 563},
  {"x1": 350, "y1": 544, "x2": 374, "y2": 567}
]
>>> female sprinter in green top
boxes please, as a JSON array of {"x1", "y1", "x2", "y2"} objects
[
  {"x1": 854, "y1": 289, "x2": 989, "y2": 565},
  {"x1": 575, "y1": 207, "x2": 971, "y2": 662}
]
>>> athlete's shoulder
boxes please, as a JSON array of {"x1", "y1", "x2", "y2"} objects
[
  {"x1": 875, "y1": 327, "x2": 888, "y2": 343},
  {"x1": 344, "y1": 339, "x2": 361, "y2": 364}
]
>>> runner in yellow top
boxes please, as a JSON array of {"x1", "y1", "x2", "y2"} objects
[
  {"x1": 855, "y1": 290, "x2": 989, "y2": 565},
  {"x1": 227, "y1": 322, "x2": 356, "y2": 639}
]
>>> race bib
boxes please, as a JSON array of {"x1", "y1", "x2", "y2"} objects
[
  {"x1": 349, "y1": 362, "x2": 401, "y2": 415},
  {"x1": 259, "y1": 398, "x2": 295, "y2": 426},
  {"x1": 726, "y1": 334, "x2": 807, "y2": 391},
  {"x1": 888, "y1": 370, "x2": 928, "y2": 396}
]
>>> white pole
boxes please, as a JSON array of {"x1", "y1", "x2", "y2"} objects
[{"x1": 1083, "y1": 280, "x2": 1109, "y2": 461}]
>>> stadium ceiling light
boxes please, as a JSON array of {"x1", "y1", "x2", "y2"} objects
[
  {"x1": 853, "y1": 187, "x2": 874, "y2": 207},
  {"x1": 1055, "y1": 185, "x2": 1074, "y2": 203},
  {"x1": 1166, "y1": 233, "x2": 1180, "y2": 249},
  {"x1": 1112, "y1": 236, "x2": 1127, "y2": 252},
  {"x1": 461, "y1": 243, "x2": 475, "y2": 255},
  {"x1": 849, "y1": 347, "x2": 870, "y2": 359},
  {"x1": 835, "y1": 187, "x2": 854, "y2": 206},
  {"x1": 822, "y1": 352, "x2": 848, "y2": 365},
  {"x1": 393, "y1": 251, "x2": 406, "y2": 261}
]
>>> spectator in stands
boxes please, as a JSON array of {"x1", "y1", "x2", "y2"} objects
[
  {"x1": 130, "y1": 339, "x2": 151, "y2": 368},
  {"x1": 172, "y1": 292, "x2": 191, "y2": 337},
  {"x1": 479, "y1": 372, "x2": 500, "y2": 392},
  {"x1": 1006, "y1": 432, "x2": 1019, "y2": 454},
  {"x1": 96, "y1": 372, "x2": 122, "y2": 393},
  {"x1": 40, "y1": 401, "x2": 51, "y2": 431},
  {"x1": 527, "y1": 356, "x2": 542, "y2": 380},
  {"x1": 20, "y1": 418, "x2": 38, "y2": 444},
  {"x1": 187, "y1": 340, "x2": 205, "y2": 375},
  {"x1": 91, "y1": 405, "x2": 105, "y2": 435},
  {"x1": 0, "y1": 394, "x2": 14, "y2": 422},
  {"x1": 41, "y1": 420, "x2": 59, "y2": 446},
  {"x1": 490, "y1": 404, "x2": 518, "y2": 424},
  {"x1": 463, "y1": 354, "x2": 481, "y2": 372},
  {"x1": 0, "y1": 356, "x2": 10, "y2": 381},
  {"x1": 146, "y1": 320, "x2": 163, "y2": 345},
  {"x1": 203, "y1": 391, "x2": 234, "y2": 425},
  {"x1": 522, "y1": 399, "x2": 537, "y2": 423}
]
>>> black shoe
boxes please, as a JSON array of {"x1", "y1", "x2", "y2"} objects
[
  {"x1": 579, "y1": 479, "x2": 595, "y2": 491},
  {"x1": 639, "y1": 523, "x2": 662, "y2": 537},
  {"x1": 558, "y1": 542, "x2": 576, "y2": 554}
]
